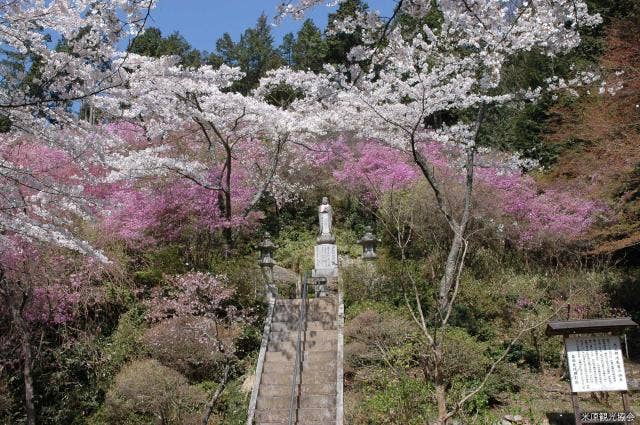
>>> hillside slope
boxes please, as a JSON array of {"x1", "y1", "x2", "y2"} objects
[{"x1": 541, "y1": 17, "x2": 640, "y2": 256}]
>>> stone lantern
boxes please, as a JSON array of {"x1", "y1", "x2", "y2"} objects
[
  {"x1": 258, "y1": 232, "x2": 276, "y2": 298},
  {"x1": 357, "y1": 226, "x2": 379, "y2": 260}
]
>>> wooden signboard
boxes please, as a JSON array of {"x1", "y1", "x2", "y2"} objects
[{"x1": 546, "y1": 318, "x2": 638, "y2": 425}]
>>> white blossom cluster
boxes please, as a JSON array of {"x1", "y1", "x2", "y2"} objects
[
  {"x1": 0, "y1": 0, "x2": 154, "y2": 259},
  {"x1": 282, "y1": 0, "x2": 603, "y2": 157},
  {"x1": 95, "y1": 55, "x2": 334, "y2": 214},
  {"x1": 0, "y1": 0, "x2": 611, "y2": 262}
]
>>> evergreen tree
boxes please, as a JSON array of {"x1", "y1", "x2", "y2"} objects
[
  {"x1": 214, "y1": 33, "x2": 237, "y2": 66},
  {"x1": 128, "y1": 27, "x2": 202, "y2": 68},
  {"x1": 324, "y1": 0, "x2": 368, "y2": 66},
  {"x1": 214, "y1": 14, "x2": 283, "y2": 94},
  {"x1": 279, "y1": 32, "x2": 295, "y2": 66},
  {"x1": 235, "y1": 13, "x2": 284, "y2": 93},
  {"x1": 292, "y1": 20, "x2": 327, "y2": 72}
]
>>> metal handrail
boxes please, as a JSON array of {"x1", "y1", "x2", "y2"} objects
[{"x1": 288, "y1": 272, "x2": 308, "y2": 425}]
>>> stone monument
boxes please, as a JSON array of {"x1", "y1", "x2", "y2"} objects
[{"x1": 313, "y1": 197, "x2": 338, "y2": 282}]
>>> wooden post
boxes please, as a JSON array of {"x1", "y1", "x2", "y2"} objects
[
  {"x1": 571, "y1": 392, "x2": 583, "y2": 425},
  {"x1": 564, "y1": 334, "x2": 583, "y2": 425},
  {"x1": 622, "y1": 391, "x2": 634, "y2": 424}
]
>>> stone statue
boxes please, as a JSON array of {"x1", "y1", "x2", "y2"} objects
[{"x1": 317, "y1": 196, "x2": 335, "y2": 243}]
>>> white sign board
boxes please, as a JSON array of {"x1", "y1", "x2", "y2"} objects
[{"x1": 566, "y1": 335, "x2": 627, "y2": 393}]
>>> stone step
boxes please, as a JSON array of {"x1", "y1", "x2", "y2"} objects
[
  {"x1": 263, "y1": 354, "x2": 336, "y2": 368},
  {"x1": 267, "y1": 339, "x2": 337, "y2": 353},
  {"x1": 273, "y1": 305, "x2": 336, "y2": 315},
  {"x1": 277, "y1": 298, "x2": 337, "y2": 306},
  {"x1": 269, "y1": 330, "x2": 338, "y2": 344},
  {"x1": 257, "y1": 383, "x2": 336, "y2": 397},
  {"x1": 270, "y1": 320, "x2": 336, "y2": 332},
  {"x1": 254, "y1": 296, "x2": 340, "y2": 425},
  {"x1": 272, "y1": 313, "x2": 336, "y2": 323},
  {"x1": 265, "y1": 349, "x2": 336, "y2": 364},
  {"x1": 262, "y1": 360, "x2": 336, "y2": 375},
  {"x1": 257, "y1": 394, "x2": 336, "y2": 410},
  {"x1": 261, "y1": 368, "x2": 336, "y2": 386},
  {"x1": 299, "y1": 369, "x2": 337, "y2": 385},
  {"x1": 255, "y1": 408, "x2": 335, "y2": 424},
  {"x1": 274, "y1": 299, "x2": 337, "y2": 314}
]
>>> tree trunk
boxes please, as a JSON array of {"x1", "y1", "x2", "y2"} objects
[
  {"x1": 222, "y1": 142, "x2": 233, "y2": 253},
  {"x1": 201, "y1": 363, "x2": 231, "y2": 425},
  {"x1": 439, "y1": 226, "x2": 464, "y2": 314},
  {"x1": 433, "y1": 346, "x2": 448, "y2": 425},
  {"x1": 10, "y1": 300, "x2": 36, "y2": 425},
  {"x1": 434, "y1": 383, "x2": 448, "y2": 425}
]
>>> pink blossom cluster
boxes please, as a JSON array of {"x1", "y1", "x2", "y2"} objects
[
  {"x1": 0, "y1": 242, "x2": 104, "y2": 326},
  {"x1": 323, "y1": 138, "x2": 606, "y2": 247},
  {"x1": 100, "y1": 124, "x2": 264, "y2": 247},
  {"x1": 146, "y1": 272, "x2": 237, "y2": 323},
  {"x1": 101, "y1": 177, "x2": 262, "y2": 247},
  {"x1": 332, "y1": 141, "x2": 420, "y2": 200},
  {"x1": 474, "y1": 165, "x2": 607, "y2": 245}
]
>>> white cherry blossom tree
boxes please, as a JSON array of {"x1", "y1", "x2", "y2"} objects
[
  {"x1": 280, "y1": 0, "x2": 604, "y2": 422},
  {"x1": 0, "y1": 3, "x2": 154, "y2": 423},
  {"x1": 0, "y1": 0, "x2": 155, "y2": 258},
  {"x1": 94, "y1": 54, "x2": 332, "y2": 249}
]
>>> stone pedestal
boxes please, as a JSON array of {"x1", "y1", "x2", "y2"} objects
[{"x1": 313, "y1": 243, "x2": 338, "y2": 278}]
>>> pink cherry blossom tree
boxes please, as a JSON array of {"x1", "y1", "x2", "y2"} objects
[
  {"x1": 0, "y1": 240, "x2": 115, "y2": 425},
  {"x1": 146, "y1": 272, "x2": 251, "y2": 425},
  {"x1": 325, "y1": 138, "x2": 606, "y2": 248},
  {"x1": 0, "y1": 0, "x2": 155, "y2": 257}
]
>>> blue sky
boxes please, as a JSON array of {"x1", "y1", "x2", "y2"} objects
[{"x1": 146, "y1": 1, "x2": 393, "y2": 52}]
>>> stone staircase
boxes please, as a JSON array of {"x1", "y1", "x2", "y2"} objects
[{"x1": 252, "y1": 297, "x2": 339, "y2": 425}]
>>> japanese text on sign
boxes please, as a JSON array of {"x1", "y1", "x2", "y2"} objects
[
  {"x1": 566, "y1": 335, "x2": 627, "y2": 393},
  {"x1": 581, "y1": 412, "x2": 635, "y2": 423}
]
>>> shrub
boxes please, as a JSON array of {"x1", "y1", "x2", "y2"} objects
[
  {"x1": 97, "y1": 307, "x2": 149, "y2": 391},
  {"x1": 345, "y1": 307, "x2": 420, "y2": 377},
  {"x1": 143, "y1": 316, "x2": 238, "y2": 381},
  {"x1": 348, "y1": 376, "x2": 434, "y2": 425},
  {"x1": 273, "y1": 225, "x2": 315, "y2": 272},
  {"x1": 103, "y1": 359, "x2": 206, "y2": 425}
]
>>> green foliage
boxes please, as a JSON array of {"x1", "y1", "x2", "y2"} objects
[
  {"x1": 128, "y1": 27, "x2": 202, "y2": 68},
  {"x1": 199, "y1": 379, "x2": 249, "y2": 425},
  {"x1": 97, "y1": 359, "x2": 206, "y2": 425},
  {"x1": 132, "y1": 244, "x2": 189, "y2": 287},
  {"x1": 292, "y1": 20, "x2": 327, "y2": 72},
  {"x1": 96, "y1": 307, "x2": 149, "y2": 392},
  {"x1": 324, "y1": 0, "x2": 368, "y2": 66},
  {"x1": 209, "y1": 254, "x2": 263, "y2": 305},
  {"x1": 349, "y1": 376, "x2": 434, "y2": 425},
  {"x1": 335, "y1": 227, "x2": 361, "y2": 258},
  {"x1": 278, "y1": 33, "x2": 295, "y2": 66},
  {"x1": 342, "y1": 253, "x2": 435, "y2": 309},
  {"x1": 476, "y1": 1, "x2": 615, "y2": 165},
  {"x1": 214, "y1": 14, "x2": 284, "y2": 94},
  {"x1": 0, "y1": 379, "x2": 12, "y2": 424},
  {"x1": 34, "y1": 335, "x2": 105, "y2": 425},
  {"x1": 0, "y1": 115, "x2": 11, "y2": 133},
  {"x1": 273, "y1": 225, "x2": 315, "y2": 272},
  {"x1": 345, "y1": 299, "x2": 398, "y2": 321},
  {"x1": 342, "y1": 259, "x2": 402, "y2": 307}
]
